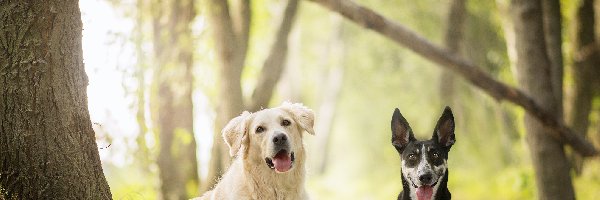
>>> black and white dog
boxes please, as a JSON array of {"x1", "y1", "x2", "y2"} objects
[{"x1": 391, "y1": 107, "x2": 455, "y2": 200}]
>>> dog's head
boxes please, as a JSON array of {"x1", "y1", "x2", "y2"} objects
[
  {"x1": 222, "y1": 102, "x2": 315, "y2": 173},
  {"x1": 391, "y1": 107, "x2": 455, "y2": 200}
]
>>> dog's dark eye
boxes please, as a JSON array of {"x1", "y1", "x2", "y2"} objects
[
  {"x1": 432, "y1": 152, "x2": 439, "y2": 158},
  {"x1": 408, "y1": 154, "x2": 417, "y2": 160},
  {"x1": 255, "y1": 126, "x2": 265, "y2": 133},
  {"x1": 281, "y1": 119, "x2": 291, "y2": 126}
]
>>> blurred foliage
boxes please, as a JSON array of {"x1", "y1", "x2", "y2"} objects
[
  {"x1": 84, "y1": 0, "x2": 600, "y2": 199},
  {"x1": 104, "y1": 164, "x2": 158, "y2": 200}
]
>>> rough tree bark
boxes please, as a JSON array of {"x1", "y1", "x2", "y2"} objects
[
  {"x1": 203, "y1": 0, "x2": 300, "y2": 192},
  {"x1": 0, "y1": 1, "x2": 112, "y2": 199},
  {"x1": 306, "y1": 0, "x2": 598, "y2": 157},
  {"x1": 510, "y1": 0, "x2": 575, "y2": 199},
  {"x1": 567, "y1": 0, "x2": 598, "y2": 175},
  {"x1": 439, "y1": 0, "x2": 466, "y2": 107},
  {"x1": 152, "y1": 0, "x2": 199, "y2": 199}
]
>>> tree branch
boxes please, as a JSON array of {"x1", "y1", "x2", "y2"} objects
[
  {"x1": 439, "y1": 0, "x2": 466, "y2": 105},
  {"x1": 207, "y1": 0, "x2": 245, "y2": 112},
  {"x1": 249, "y1": 0, "x2": 300, "y2": 111},
  {"x1": 307, "y1": 0, "x2": 598, "y2": 157},
  {"x1": 233, "y1": 0, "x2": 252, "y2": 70}
]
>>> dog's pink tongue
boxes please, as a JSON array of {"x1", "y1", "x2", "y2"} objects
[
  {"x1": 272, "y1": 152, "x2": 291, "y2": 172},
  {"x1": 416, "y1": 186, "x2": 433, "y2": 200}
]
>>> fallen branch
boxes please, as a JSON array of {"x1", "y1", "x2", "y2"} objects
[{"x1": 306, "y1": 0, "x2": 598, "y2": 157}]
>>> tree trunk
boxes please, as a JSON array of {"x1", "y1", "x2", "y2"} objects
[
  {"x1": 567, "y1": 0, "x2": 598, "y2": 175},
  {"x1": 439, "y1": 0, "x2": 466, "y2": 107},
  {"x1": 278, "y1": 27, "x2": 303, "y2": 102},
  {"x1": 203, "y1": 0, "x2": 246, "y2": 192},
  {"x1": 510, "y1": 0, "x2": 575, "y2": 199},
  {"x1": 315, "y1": 66, "x2": 344, "y2": 175},
  {"x1": 249, "y1": 0, "x2": 300, "y2": 111},
  {"x1": 542, "y1": 0, "x2": 564, "y2": 116},
  {"x1": 0, "y1": 1, "x2": 112, "y2": 199},
  {"x1": 315, "y1": 16, "x2": 345, "y2": 174},
  {"x1": 496, "y1": 0, "x2": 523, "y2": 141},
  {"x1": 306, "y1": 0, "x2": 598, "y2": 157},
  {"x1": 494, "y1": 103, "x2": 520, "y2": 164},
  {"x1": 152, "y1": 0, "x2": 199, "y2": 199}
]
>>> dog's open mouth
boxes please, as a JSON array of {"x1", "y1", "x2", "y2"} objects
[
  {"x1": 411, "y1": 181, "x2": 437, "y2": 200},
  {"x1": 265, "y1": 150, "x2": 295, "y2": 173}
]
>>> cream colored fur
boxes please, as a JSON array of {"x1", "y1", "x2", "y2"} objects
[{"x1": 193, "y1": 102, "x2": 314, "y2": 200}]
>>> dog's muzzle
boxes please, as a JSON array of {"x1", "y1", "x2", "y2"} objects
[
  {"x1": 265, "y1": 150, "x2": 295, "y2": 173},
  {"x1": 408, "y1": 174, "x2": 438, "y2": 200},
  {"x1": 265, "y1": 132, "x2": 295, "y2": 173}
]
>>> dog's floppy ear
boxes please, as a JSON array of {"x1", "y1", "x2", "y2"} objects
[
  {"x1": 391, "y1": 108, "x2": 415, "y2": 153},
  {"x1": 281, "y1": 102, "x2": 315, "y2": 135},
  {"x1": 432, "y1": 106, "x2": 455, "y2": 149},
  {"x1": 222, "y1": 111, "x2": 252, "y2": 157}
]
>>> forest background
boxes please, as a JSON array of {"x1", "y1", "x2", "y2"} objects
[
  {"x1": 81, "y1": 0, "x2": 600, "y2": 199},
  {"x1": 2, "y1": 0, "x2": 600, "y2": 199}
]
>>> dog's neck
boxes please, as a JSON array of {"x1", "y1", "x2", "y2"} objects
[
  {"x1": 398, "y1": 170, "x2": 451, "y2": 200},
  {"x1": 240, "y1": 150, "x2": 307, "y2": 200}
]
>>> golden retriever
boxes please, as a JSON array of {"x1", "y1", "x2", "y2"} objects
[{"x1": 194, "y1": 102, "x2": 315, "y2": 200}]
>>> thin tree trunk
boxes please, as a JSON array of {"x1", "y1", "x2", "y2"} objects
[
  {"x1": 278, "y1": 27, "x2": 303, "y2": 102},
  {"x1": 440, "y1": 0, "x2": 466, "y2": 107},
  {"x1": 249, "y1": 0, "x2": 300, "y2": 111},
  {"x1": 594, "y1": 0, "x2": 600, "y2": 151},
  {"x1": 0, "y1": 1, "x2": 112, "y2": 199},
  {"x1": 496, "y1": 0, "x2": 523, "y2": 142},
  {"x1": 496, "y1": 0, "x2": 520, "y2": 81},
  {"x1": 315, "y1": 67, "x2": 344, "y2": 175},
  {"x1": 510, "y1": 0, "x2": 575, "y2": 199},
  {"x1": 306, "y1": 0, "x2": 598, "y2": 157},
  {"x1": 494, "y1": 103, "x2": 519, "y2": 164},
  {"x1": 203, "y1": 0, "x2": 247, "y2": 192},
  {"x1": 542, "y1": 0, "x2": 564, "y2": 116},
  {"x1": 232, "y1": 0, "x2": 251, "y2": 73},
  {"x1": 596, "y1": 111, "x2": 600, "y2": 146},
  {"x1": 315, "y1": 16, "x2": 345, "y2": 174},
  {"x1": 567, "y1": 0, "x2": 598, "y2": 175},
  {"x1": 153, "y1": 0, "x2": 199, "y2": 199}
]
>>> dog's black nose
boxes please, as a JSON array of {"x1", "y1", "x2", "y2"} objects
[
  {"x1": 419, "y1": 173, "x2": 433, "y2": 184},
  {"x1": 272, "y1": 133, "x2": 288, "y2": 145}
]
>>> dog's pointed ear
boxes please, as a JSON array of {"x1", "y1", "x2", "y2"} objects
[
  {"x1": 391, "y1": 108, "x2": 414, "y2": 152},
  {"x1": 432, "y1": 106, "x2": 455, "y2": 148},
  {"x1": 280, "y1": 102, "x2": 315, "y2": 135},
  {"x1": 222, "y1": 111, "x2": 252, "y2": 157}
]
